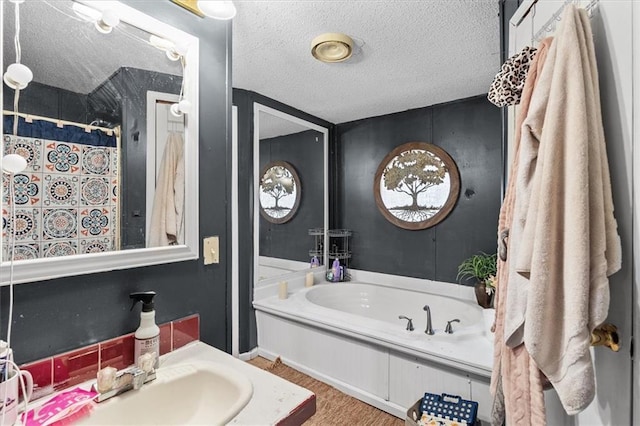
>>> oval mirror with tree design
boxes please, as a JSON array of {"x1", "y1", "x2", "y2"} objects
[
  {"x1": 374, "y1": 142, "x2": 460, "y2": 230},
  {"x1": 259, "y1": 161, "x2": 301, "y2": 224}
]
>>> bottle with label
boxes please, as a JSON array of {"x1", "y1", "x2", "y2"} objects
[
  {"x1": 130, "y1": 291, "x2": 159, "y2": 369},
  {"x1": 331, "y1": 258, "x2": 341, "y2": 282}
]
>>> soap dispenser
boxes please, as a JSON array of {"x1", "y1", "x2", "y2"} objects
[
  {"x1": 130, "y1": 291, "x2": 159, "y2": 369},
  {"x1": 331, "y1": 258, "x2": 341, "y2": 282}
]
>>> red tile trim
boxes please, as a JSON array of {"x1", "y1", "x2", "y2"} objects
[
  {"x1": 21, "y1": 358, "x2": 53, "y2": 401},
  {"x1": 276, "y1": 394, "x2": 317, "y2": 426},
  {"x1": 20, "y1": 314, "x2": 200, "y2": 402},
  {"x1": 99, "y1": 334, "x2": 134, "y2": 371},
  {"x1": 159, "y1": 322, "x2": 172, "y2": 356},
  {"x1": 53, "y1": 344, "x2": 99, "y2": 391},
  {"x1": 172, "y1": 314, "x2": 200, "y2": 350}
]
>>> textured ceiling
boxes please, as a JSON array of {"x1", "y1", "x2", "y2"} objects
[
  {"x1": 2, "y1": 1, "x2": 182, "y2": 95},
  {"x1": 233, "y1": 1, "x2": 502, "y2": 125}
]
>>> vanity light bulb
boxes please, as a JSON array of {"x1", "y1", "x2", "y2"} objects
[
  {"x1": 170, "y1": 100, "x2": 191, "y2": 117},
  {"x1": 197, "y1": 1, "x2": 237, "y2": 20},
  {"x1": 3, "y1": 63, "x2": 33, "y2": 90},
  {"x1": 178, "y1": 100, "x2": 191, "y2": 114},
  {"x1": 170, "y1": 103, "x2": 183, "y2": 118},
  {"x1": 2, "y1": 154, "x2": 27, "y2": 175},
  {"x1": 95, "y1": 10, "x2": 120, "y2": 34},
  {"x1": 166, "y1": 43, "x2": 189, "y2": 62}
]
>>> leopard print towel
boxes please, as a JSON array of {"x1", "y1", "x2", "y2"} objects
[{"x1": 488, "y1": 46, "x2": 538, "y2": 107}]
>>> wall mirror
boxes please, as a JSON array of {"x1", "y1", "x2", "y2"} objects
[
  {"x1": 253, "y1": 103, "x2": 328, "y2": 283},
  {"x1": 0, "y1": 0, "x2": 200, "y2": 285},
  {"x1": 374, "y1": 142, "x2": 460, "y2": 231}
]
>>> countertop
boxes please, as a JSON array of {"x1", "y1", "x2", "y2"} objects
[
  {"x1": 20, "y1": 341, "x2": 315, "y2": 426},
  {"x1": 161, "y1": 341, "x2": 316, "y2": 425}
]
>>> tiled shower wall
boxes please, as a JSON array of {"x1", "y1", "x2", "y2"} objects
[{"x1": 1, "y1": 134, "x2": 119, "y2": 259}]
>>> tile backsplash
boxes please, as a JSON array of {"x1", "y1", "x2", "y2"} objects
[{"x1": 20, "y1": 314, "x2": 199, "y2": 401}]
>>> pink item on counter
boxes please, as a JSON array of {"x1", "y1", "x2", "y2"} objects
[{"x1": 23, "y1": 388, "x2": 97, "y2": 426}]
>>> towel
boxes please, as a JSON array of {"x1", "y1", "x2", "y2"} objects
[
  {"x1": 506, "y1": 5, "x2": 622, "y2": 415},
  {"x1": 148, "y1": 132, "x2": 185, "y2": 247},
  {"x1": 490, "y1": 36, "x2": 553, "y2": 426}
]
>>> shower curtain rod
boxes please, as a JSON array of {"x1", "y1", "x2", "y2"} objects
[{"x1": 2, "y1": 110, "x2": 120, "y2": 137}]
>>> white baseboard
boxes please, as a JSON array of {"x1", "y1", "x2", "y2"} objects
[
  {"x1": 238, "y1": 347, "x2": 259, "y2": 361},
  {"x1": 256, "y1": 347, "x2": 407, "y2": 419}
]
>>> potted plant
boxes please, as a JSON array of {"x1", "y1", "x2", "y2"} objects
[{"x1": 456, "y1": 252, "x2": 497, "y2": 308}]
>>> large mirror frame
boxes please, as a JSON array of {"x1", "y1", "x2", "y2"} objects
[
  {"x1": 0, "y1": 0, "x2": 200, "y2": 285},
  {"x1": 253, "y1": 103, "x2": 328, "y2": 285}
]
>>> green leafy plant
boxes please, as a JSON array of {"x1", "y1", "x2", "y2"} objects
[{"x1": 456, "y1": 252, "x2": 497, "y2": 285}]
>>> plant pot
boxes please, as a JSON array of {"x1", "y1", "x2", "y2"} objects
[{"x1": 474, "y1": 281, "x2": 494, "y2": 309}]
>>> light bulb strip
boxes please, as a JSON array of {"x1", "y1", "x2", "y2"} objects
[
  {"x1": 43, "y1": 0, "x2": 87, "y2": 23},
  {"x1": 13, "y1": 1, "x2": 21, "y2": 64},
  {"x1": 179, "y1": 56, "x2": 186, "y2": 100},
  {"x1": 13, "y1": 92, "x2": 20, "y2": 136},
  {"x1": 7, "y1": 180, "x2": 16, "y2": 351}
]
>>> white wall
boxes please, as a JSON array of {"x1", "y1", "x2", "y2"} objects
[{"x1": 509, "y1": 1, "x2": 635, "y2": 424}]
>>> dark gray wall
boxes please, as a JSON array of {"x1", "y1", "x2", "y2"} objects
[
  {"x1": 233, "y1": 88, "x2": 334, "y2": 352},
  {"x1": 89, "y1": 68, "x2": 182, "y2": 249},
  {"x1": 2, "y1": 2, "x2": 232, "y2": 364},
  {"x1": 3, "y1": 81, "x2": 88, "y2": 124},
  {"x1": 337, "y1": 95, "x2": 502, "y2": 284},
  {"x1": 259, "y1": 130, "x2": 324, "y2": 263}
]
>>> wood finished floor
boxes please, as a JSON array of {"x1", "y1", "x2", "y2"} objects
[{"x1": 247, "y1": 356, "x2": 404, "y2": 426}]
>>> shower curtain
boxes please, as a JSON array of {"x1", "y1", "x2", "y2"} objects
[{"x1": 2, "y1": 114, "x2": 120, "y2": 260}]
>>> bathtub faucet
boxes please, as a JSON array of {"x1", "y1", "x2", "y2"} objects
[
  {"x1": 398, "y1": 315, "x2": 414, "y2": 331},
  {"x1": 445, "y1": 319, "x2": 460, "y2": 334},
  {"x1": 423, "y1": 305, "x2": 434, "y2": 335}
]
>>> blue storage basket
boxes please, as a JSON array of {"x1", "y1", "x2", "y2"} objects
[{"x1": 420, "y1": 392, "x2": 478, "y2": 425}]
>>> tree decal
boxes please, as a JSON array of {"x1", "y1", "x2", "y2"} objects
[
  {"x1": 374, "y1": 142, "x2": 460, "y2": 230},
  {"x1": 259, "y1": 161, "x2": 301, "y2": 223}
]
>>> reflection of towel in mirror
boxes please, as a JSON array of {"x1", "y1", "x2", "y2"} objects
[{"x1": 149, "y1": 132, "x2": 185, "y2": 247}]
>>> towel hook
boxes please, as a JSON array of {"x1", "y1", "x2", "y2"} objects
[
  {"x1": 530, "y1": 3, "x2": 537, "y2": 45},
  {"x1": 591, "y1": 323, "x2": 620, "y2": 352}
]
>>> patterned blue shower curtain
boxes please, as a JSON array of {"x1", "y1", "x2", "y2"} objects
[{"x1": 2, "y1": 115, "x2": 120, "y2": 260}]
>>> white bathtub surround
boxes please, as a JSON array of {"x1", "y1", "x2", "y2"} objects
[
  {"x1": 253, "y1": 273, "x2": 494, "y2": 421},
  {"x1": 258, "y1": 256, "x2": 310, "y2": 280}
]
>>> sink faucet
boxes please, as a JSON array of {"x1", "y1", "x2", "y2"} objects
[
  {"x1": 93, "y1": 353, "x2": 157, "y2": 402},
  {"x1": 423, "y1": 305, "x2": 434, "y2": 335},
  {"x1": 398, "y1": 315, "x2": 414, "y2": 331}
]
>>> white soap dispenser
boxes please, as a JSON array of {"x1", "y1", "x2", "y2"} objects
[{"x1": 130, "y1": 291, "x2": 160, "y2": 369}]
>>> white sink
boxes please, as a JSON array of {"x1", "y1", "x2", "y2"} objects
[{"x1": 77, "y1": 362, "x2": 253, "y2": 425}]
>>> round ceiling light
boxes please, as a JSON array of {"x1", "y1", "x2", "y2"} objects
[{"x1": 311, "y1": 33, "x2": 354, "y2": 63}]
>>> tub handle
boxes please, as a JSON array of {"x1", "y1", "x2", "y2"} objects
[
  {"x1": 445, "y1": 319, "x2": 460, "y2": 334},
  {"x1": 398, "y1": 315, "x2": 414, "y2": 331}
]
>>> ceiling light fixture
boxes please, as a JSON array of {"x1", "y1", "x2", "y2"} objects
[
  {"x1": 197, "y1": 1, "x2": 236, "y2": 20},
  {"x1": 311, "y1": 33, "x2": 354, "y2": 63}
]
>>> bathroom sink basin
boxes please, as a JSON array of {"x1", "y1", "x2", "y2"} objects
[{"x1": 77, "y1": 362, "x2": 253, "y2": 425}]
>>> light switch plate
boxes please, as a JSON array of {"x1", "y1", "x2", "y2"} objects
[{"x1": 203, "y1": 236, "x2": 219, "y2": 265}]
